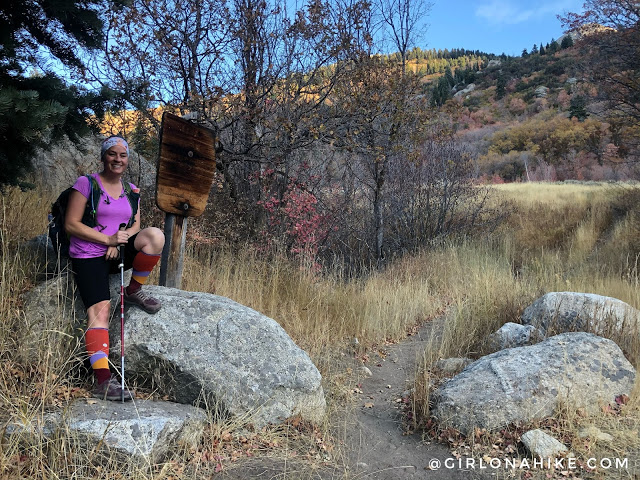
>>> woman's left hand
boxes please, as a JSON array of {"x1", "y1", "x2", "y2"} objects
[{"x1": 105, "y1": 246, "x2": 120, "y2": 260}]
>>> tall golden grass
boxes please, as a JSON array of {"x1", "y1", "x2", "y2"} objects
[{"x1": 2, "y1": 181, "x2": 640, "y2": 478}]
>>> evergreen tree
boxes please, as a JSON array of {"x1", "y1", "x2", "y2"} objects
[
  {"x1": 0, "y1": 0, "x2": 126, "y2": 188},
  {"x1": 463, "y1": 68, "x2": 476, "y2": 84},
  {"x1": 444, "y1": 66, "x2": 454, "y2": 87},
  {"x1": 531, "y1": 44, "x2": 539, "y2": 54},
  {"x1": 522, "y1": 48, "x2": 529, "y2": 57},
  {"x1": 431, "y1": 76, "x2": 452, "y2": 106},
  {"x1": 549, "y1": 39, "x2": 559, "y2": 53},
  {"x1": 569, "y1": 95, "x2": 589, "y2": 121},
  {"x1": 540, "y1": 44, "x2": 546, "y2": 55},
  {"x1": 561, "y1": 35, "x2": 574, "y2": 49}
]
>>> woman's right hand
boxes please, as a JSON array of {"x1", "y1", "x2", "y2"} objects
[{"x1": 108, "y1": 230, "x2": 130, "y2": 246}]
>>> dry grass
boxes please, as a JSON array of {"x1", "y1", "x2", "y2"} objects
[{"x1": 181, "y1": 245, "x2": 447, "y2": 357}]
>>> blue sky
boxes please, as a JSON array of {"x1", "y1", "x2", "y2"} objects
[{"x1": 419, "y1": 0, "x2": 585, "y2": 56}]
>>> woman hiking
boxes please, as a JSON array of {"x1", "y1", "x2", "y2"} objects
[{"x1": 65, "y1": 135, "x2": 165, "y2": 401}]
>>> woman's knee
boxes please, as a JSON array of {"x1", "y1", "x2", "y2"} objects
[
  {"x1": 87, "y1": 300, "x2": 110, "y2": 329},
  {"x1": 136, "y1": 227, "x2": 165, "y2": 253}
]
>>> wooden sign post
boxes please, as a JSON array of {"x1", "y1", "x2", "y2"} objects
[{"x1": 156, "y1": 112, "x2": 218, "y2": 288}]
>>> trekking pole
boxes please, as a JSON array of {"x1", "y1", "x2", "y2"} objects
[{"x1": 118, "y1": 223, "x2": 127, "y2": 403}]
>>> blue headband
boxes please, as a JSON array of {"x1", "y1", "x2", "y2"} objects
[{"x1": 101, "y1": 137, "x2": 129, "y2": 157}]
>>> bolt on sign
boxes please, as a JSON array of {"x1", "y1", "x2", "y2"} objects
[{"x1": 156, "y1": 112, "x2": 217, "y2": 217}]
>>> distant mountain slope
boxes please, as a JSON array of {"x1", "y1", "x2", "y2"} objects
[{"x1": 421, "y1": 43, "x2": 638, "y2": 181}]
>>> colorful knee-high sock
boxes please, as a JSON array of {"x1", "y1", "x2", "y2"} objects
[
  {"x1": 127, "y1": 251, "x2": 160, "y2": 293},
  {"x1": 85, "y1": 327, "x2": 111, "y2": 385}
]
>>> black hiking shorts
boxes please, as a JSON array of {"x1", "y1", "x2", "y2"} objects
[{"x1": 71, "y1": 234, "x2": 140, "y2": 309}]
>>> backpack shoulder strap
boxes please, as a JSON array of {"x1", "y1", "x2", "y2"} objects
[
  {"x1": 81, "y1": 174, "x2": 102, "y2": 228},
  {"x1": 123, "y1": 181, "x2": 140, "y2": 228}
]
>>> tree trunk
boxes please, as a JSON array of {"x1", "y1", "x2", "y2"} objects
[{"x1": 373, "y1": 157, "x2": 386, "y2": 268}]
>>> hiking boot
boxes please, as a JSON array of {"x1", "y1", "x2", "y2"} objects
[
  {"x1": 92, "y1": 377, "x2": 134, "y2": 402},
  {"x1": 124, "y1": 287, "x2": 161, "y2": 314}
]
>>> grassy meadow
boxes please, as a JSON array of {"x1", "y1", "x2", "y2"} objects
[{"x1": 1, "y1": 181, "x2": 640, "y2": 478}]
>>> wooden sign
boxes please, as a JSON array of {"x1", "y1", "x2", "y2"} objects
[{"x1": 156, "y1": 112, "x2": 217, "y2": 217}]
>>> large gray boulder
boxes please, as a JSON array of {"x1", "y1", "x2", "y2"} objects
[
  {"x1": 432, "y1": 332, "x2": 635, "y2": 435},
  {"x1": 111, "y1": 287, "x2": 325, "y2": 428},
  {"x1": 521, "y1": 292, "x2": 640, "y2": 337},
  {"x1": 6, "y1": 399, "x2": 206, "y2": 463},
  {"x1": 22, "y1": 277, "x2": 325, "y2": 428},
  {"x1": 19, "y1": 272, "x2": 85, "y2": 363}
]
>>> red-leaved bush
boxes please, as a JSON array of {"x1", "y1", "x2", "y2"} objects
[{"x1": 256, "y1": 171, "x2": 329, "y2": 270}]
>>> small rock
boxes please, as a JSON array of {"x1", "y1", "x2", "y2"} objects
[
  {"x1": 521, "y1": 429, "x2": 568, "y2": 458},
  {"x1": 487, "y1": 323, "x2": 538, "y2": 350},
  {"x1": 351, "y1": 337, "x2": 360, "y2": 346},
  {"x1": 435, "y1": 357, "x2": 472, "y2": 374},
  {"x1": 578, "y1": 426, "x2": 614, "y2": 442},
  {"x1": 356, "y1": 462, "x2": 368, "y2": 470},
  {"x1": 359, "y1": 366, "x2": 373, "y2": 377}
]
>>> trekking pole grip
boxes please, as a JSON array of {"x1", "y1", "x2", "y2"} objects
[{"x1": 118, "y1": 223, "x2": 127, "y2": 265}]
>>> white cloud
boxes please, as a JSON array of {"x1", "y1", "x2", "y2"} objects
[{"x1": 475, "y1": 0, "x2": 581, "y2": 25}]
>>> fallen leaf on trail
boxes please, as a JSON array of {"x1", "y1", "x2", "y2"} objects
[
  {"x1": 363, "y1": 402, "x2": 374, "y2": 408},
  {"x1": 615, "y1": 394, "x2": 629, "y2": 405},
  {"x1": 601, "y1": 404, "x2": 615, "y2": 415},
  {"x1": 86, "y1": 399, "x2": 98, "y2": 405}
]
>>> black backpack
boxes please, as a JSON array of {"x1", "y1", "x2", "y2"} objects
[{"x1": 48, "y1": 175, "x2": 139, "y2": 257}]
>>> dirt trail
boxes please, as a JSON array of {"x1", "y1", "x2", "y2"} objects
[
  {"x1": 339, "y1": 320, "x2": 485, "y2": 479},
  {"x1": 222, "y1": 320, "x2": 488, "y2": 479}
]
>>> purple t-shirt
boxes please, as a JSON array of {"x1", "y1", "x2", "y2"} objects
[{"x1": 69, "y1": 174, "x2": 138, "y2": 259}]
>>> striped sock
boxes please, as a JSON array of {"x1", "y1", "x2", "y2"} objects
[
  {"x1": 85, "y1": 328, "x2": 110, "y2": 385},
  {"x1": 127, "y1": 251, "x2": 160, "y2": 293}
]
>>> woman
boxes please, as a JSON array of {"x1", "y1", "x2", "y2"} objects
[{"x1": 65, "y1": 135, "x2": 165, "y2": 401}]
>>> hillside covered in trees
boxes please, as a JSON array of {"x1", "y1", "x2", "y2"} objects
[{"x1": 429, "y1": 35, "x2": 638, "y2": 183}]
